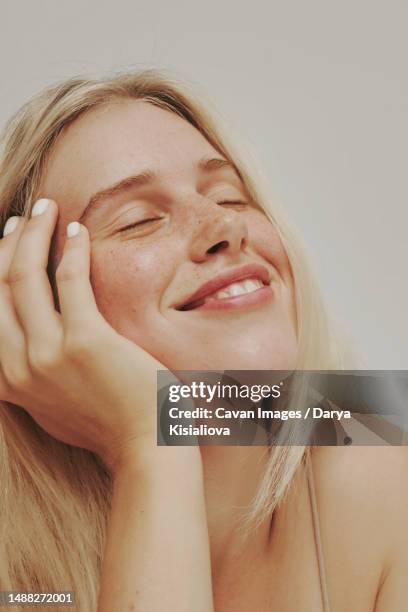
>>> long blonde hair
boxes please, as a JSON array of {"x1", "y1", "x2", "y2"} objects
[{"x1": 0, "y1": 68, "x2": 347, "y2": 610}]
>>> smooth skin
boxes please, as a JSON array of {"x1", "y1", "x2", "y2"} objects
[{"x1": 0, "y1": 100, "x2": 407, "y2": 610}]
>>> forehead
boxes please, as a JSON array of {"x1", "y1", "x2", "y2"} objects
[{"x1": 41, "y1": 99, "x2": 219, "y2": 207}]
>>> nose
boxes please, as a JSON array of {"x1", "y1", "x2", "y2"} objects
[{"x1": 187, "y1": 202, "x2": 249, "y2": 262}]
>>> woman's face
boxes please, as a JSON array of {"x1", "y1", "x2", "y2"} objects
[{"x1": 41, "y1": 99, "x2": 298, "y2": 370}]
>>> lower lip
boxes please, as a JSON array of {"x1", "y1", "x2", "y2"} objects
[{"x1": 186, "y1": 285, "x2": 274, "y2": 312}]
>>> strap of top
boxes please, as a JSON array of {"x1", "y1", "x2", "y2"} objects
[{"x1": 306, "y1": 452, "x2": 331, "y2": 612}]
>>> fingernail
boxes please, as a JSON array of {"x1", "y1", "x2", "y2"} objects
[
  {"x1": 67, "y1": 221, "x2": 80, "y2": 238},
  {"x1": 31, "y1": 198, "x2": 51, "y2": 217},
  {"x1": 3, "y1": 216, "x2": 19, "y2": 237}
]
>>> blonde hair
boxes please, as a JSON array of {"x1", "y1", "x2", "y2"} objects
[{"x1": 0, "y1": 68, "x2": 348, "y2": 610}]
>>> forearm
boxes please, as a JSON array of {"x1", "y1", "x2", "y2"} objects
[{"x1": 97, "y1": 446, "x2": 214, "y2": 612}]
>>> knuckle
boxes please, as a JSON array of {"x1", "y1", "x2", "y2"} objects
[
  {"x1": 2, "y1": 363, "x2": 32, "y2": 391},
  {"x1": 64, "y1": 332, "x2": 95, "y2": 360},
  {"x1": 55, "y1": 263, "x2": 78, "y2": 283},
  {"x1": 7, "y1": 265, "x2": 31, "y2": 285},
  {"x1": 27, "y1": 345, "x2": 61, "y2": 374}
]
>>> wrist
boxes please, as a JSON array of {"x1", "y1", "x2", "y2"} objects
[{"x1": 107, "y1": 439, "x2": 202, "y2": 478}]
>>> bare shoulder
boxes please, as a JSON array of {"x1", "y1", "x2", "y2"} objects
[
  {"x1": 310, "y1": 446, "x2": 408, "y2": 610},
  {"x1": 312, "y1": 443, "x2": 408, "y2": 475},
  {"x1": 311, "y1": 446, "x2": 408, "y2": 530},
  {"x1": 311, "y1": 445, "x2": 408, "y2": 508}
]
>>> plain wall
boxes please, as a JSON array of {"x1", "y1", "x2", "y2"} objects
[{"x1": 1, "y1": 0, "x2": 407, "y2": 367}]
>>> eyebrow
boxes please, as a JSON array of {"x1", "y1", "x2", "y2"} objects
[{"x1": 78, "y1": 156, "x2": 239, "y2": 224}]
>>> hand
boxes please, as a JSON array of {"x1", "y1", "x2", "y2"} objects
[{"x1": 0, "y1": 199, "x2": 166, "y2": 471}]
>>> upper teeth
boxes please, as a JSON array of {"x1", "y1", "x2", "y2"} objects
[{"x1": 205, "y1": 278, "x2": 264, "y2": 302}]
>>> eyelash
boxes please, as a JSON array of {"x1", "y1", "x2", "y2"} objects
[{"x1": 118, "y1": 200, "x2": 248, "y2": 234}]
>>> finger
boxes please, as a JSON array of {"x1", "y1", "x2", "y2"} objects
[
  {"x1": 56, "y1": 221, "x2": 104, "y2": 334},
  {"x1": 0, "y1": 216, "x2": 30, "y2": 379},
  {"x1": 0, "y1": 215, "x2": 28, "y2": 280},
  {"x1": 7, "y1": 199, "x2": 62, "y2": 354}
]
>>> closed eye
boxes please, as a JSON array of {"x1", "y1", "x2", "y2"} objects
[
  {"x1": 118, "y1": 218, "x2": 163, "y2": 233},
  {"x1": 217, "y1": 200, "x2": 248, "y2": 209},
  {"x1": 118, "y1": 201, "x2": 247, "y2": 234}
]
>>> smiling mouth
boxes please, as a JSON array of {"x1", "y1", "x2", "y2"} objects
[{"x1": 178, "y1": 277, "x2": 268, "y2": 311}]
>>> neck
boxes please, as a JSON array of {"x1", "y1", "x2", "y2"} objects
[{"x1": 200, "y1": 445, "x2": 271, "y2": 574}]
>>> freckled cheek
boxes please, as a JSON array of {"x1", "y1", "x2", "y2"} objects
[{"x1": 89, "y1": 247, "x2": 162, "y2": 327}]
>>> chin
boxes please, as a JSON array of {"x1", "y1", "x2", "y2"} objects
[
  {"x1": 171, "y1": 334, "x2": 299, "y2": 372},
  {"x1": 204, "y1": 354, "x2": 297, "y2": 371}
]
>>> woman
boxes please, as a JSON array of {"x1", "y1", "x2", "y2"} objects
[{"x1": 0, "y1": 69, "x2": 406, "y2": 611}]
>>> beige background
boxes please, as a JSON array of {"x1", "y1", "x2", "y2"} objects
[{"x1": 1, "y1": 0, "x2": 407, "y2": 367}]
